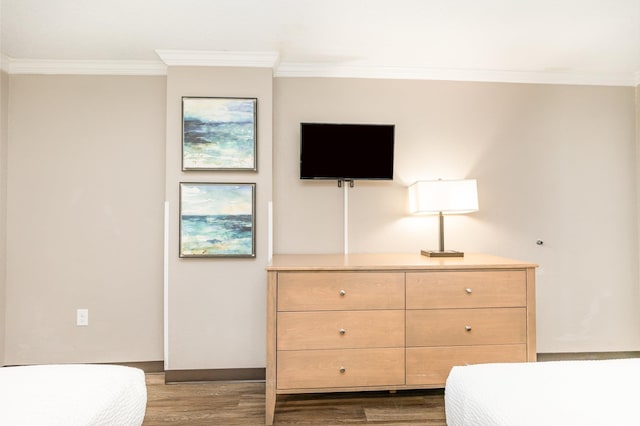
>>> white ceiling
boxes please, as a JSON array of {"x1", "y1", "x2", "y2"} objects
[{"x1": 1, "y1": 0, "x2": 639, "y2": 85}]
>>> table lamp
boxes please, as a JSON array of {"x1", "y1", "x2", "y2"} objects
[{"x1": 409, "y1": 179, "x2": 478, "y2": 257}]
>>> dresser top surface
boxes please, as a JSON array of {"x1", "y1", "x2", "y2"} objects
[{"x1": 267, "y1": 253, "x2": 537, "y2": 271}]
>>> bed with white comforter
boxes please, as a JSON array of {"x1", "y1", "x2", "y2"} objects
[
  {"x1": 0, "y1": 364, "x2": 147, "y2": 425},
  {"x1": 445, "y1": 358, "x2": 640, "y2": 426}
]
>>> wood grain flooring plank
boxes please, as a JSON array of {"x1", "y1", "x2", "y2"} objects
[{"x1": 143, "y1": 373, "x2": 446, "y2": 425}]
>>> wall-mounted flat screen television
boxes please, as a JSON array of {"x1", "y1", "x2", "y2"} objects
[{"x1": 300, "y1": 123, "x2": 395, "y2": 181}]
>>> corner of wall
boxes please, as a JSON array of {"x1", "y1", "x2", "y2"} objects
[
  {"x1": 636, "y1": 82, "x2": 640, "y2": 300},
  {"x1": 0, "y1": 69, "x2": 9, "y2": 366}
]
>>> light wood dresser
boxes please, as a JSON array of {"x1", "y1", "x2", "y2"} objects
[{"x1": 265, "y1": 253, "x2": 537, "y2": 425}]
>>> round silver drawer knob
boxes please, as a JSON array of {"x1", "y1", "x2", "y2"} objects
[
  {"x1": 339, "y1": 367, "x2": 346, "y2": 374},
  {"x1": 465, "y1": 288, "x2": 472, "y2": 294},
  {"x1": 339, "y1": 328, "x2": 346, "y2": 335},
  {"x1": 339, "y1": 290, "x2": 346, "y2": 296},
  {"x1": 465, "y1": 325, "x2": 472, "y2": 331}
]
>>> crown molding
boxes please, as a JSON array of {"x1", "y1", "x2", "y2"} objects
[
  {"x1": 275, "y1": 62, "x2": 637, "y2": 87},
  {"x1": 1, "y1": 52, "x2": 636, "y2": 87},
  {"x1": 155, "y1": 50, "x2": 280, "y2": 68},
  {"x1": 7, "y1": 58, "x2": 167, "y2": 75}
]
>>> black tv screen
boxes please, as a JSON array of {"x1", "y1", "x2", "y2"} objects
[{"x1": 300, "y1": 123, "x2": 395, "y2": 180}]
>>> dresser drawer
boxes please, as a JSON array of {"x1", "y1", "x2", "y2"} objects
[
  {"x1": 277, "y1": 348, "x2": 405, "y2": 390},
  {"x1": 277, "y1": 272, "x2": 405, "y2": 311},
  {"x1": 278, "y1": 310, "x2": 404, "y2": 350},
  {"x1": 406, "y1": 270, "x2": 526, "y2": 309},
  {"x1": 406, "y1": 307, "x2": 526, "y2": 346},
  {"x1": 406, "y1": 344, "x2": 527, "y2": 385}
]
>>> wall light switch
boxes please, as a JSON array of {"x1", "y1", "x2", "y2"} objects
[{"x1": 76, "y1": 308, "x2": 89, "y2": 326}]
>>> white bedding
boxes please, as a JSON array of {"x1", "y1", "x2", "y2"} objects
[
  {"x1": 445, "y1": 358, "x2": 640, "y2": 426},
  {"x1": 0, "y1": 364, "x2": 147, "y2": 425}
]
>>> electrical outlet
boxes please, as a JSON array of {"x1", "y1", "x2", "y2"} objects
[{"x1": 76, "y1": 309, "x2": 89, "y2": 326}]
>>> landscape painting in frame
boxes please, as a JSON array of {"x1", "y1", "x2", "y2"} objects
[
  {"x1": 182, "y1": 97, "x2": 257, "y2": 171},
  {"x1": 180, "y1": 183, "x2": 256, "y2": 258}
]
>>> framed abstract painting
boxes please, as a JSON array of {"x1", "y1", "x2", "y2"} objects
[
  {"x1": 179, "y1": 182, "x2": 256, "y2": 258},
  {"x1": 182, "y1": 97, "x2": 257, "y2": 171}
]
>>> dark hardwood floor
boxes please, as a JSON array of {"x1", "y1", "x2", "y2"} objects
[{"x1": 143, "y1": 373, "x2": 446, "y2": 425}]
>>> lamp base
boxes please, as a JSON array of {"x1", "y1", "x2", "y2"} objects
[{"x1": 421, "y1": 249, "x2": 464, "y2": 258}]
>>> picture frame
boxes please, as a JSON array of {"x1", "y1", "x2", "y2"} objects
[
  {"x1": 179, "y1": 182, "x2": 256, "y2": 258},
  {"x1": 182, "y1": 97, "x2": 257, "y2": 171}
]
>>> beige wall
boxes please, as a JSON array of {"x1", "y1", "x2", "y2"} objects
[
  {"x1": 637, "y1": 83, "x2": 640, "y2": 310},
  {"x1": 1, "y1": 71, "x2": 638, "y2": 367},
  {"x1": 164, "y1": 67, "x2": 273, "y2": 370},
  {"x1": 5, "y1": 75, "x2": 166, "y2": 364},
  {"x1": 0, "y1": 70, "x2": 8, "y2": 365},
  {"x1": 274, "y1": 78, "x2": 640, "y2": 353}
]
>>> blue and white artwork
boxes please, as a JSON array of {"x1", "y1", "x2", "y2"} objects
[
  {"x1": 180, "y1": 183, "x2": 256, "y2": 257},
  {"x1": 182, "y1": 97, "x2": 257, "y2": 170}
]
